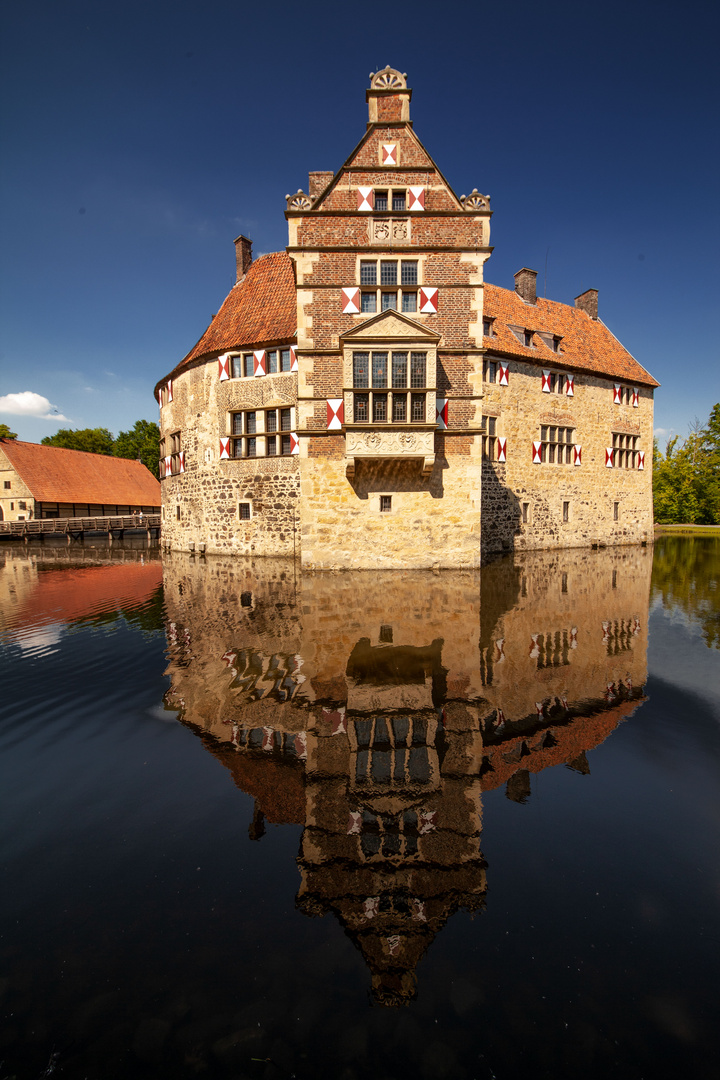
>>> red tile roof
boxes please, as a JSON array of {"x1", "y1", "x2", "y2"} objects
[
  {"x1": 1, "y1": 440, "x2": 161, "y2": 506},
  {"x1": 483, "y1": 284, "x2": 659, "y2": 387},
  {"x1": 162, "y1": 251, "x2": 297, "y2": 387}
]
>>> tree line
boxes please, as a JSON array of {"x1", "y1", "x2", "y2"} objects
[
  {"x1": 653, "y1": 403, "x2": 720, "y2": 524},
  {"x1": 0, "y1": 421, "x2": 160, "y2": 478}
]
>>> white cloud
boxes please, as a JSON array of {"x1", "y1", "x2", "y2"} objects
[{"x1": 0, "y1": 391, "x2": 68, "y2": 420}]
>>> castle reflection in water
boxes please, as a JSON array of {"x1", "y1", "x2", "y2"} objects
[{"x1": 161, "y1": 547, "x2": 651, "y2": 1006}]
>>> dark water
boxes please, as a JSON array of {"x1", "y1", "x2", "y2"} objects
[{"x1": 1, "y1": 537, "x2": 718, "y2": 1080}]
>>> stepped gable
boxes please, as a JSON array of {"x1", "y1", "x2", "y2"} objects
[
  {"x1": 170, "y1": 250, "x2": 296, "y2": 377},
  {"x1": 1, "y1": 440, "x2": 161, "y2": 506},
  {"x1": 483, "y1": 283, "x2": 660, "y2": 387}
]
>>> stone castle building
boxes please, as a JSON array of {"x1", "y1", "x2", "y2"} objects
[{"x1": 155, "y1": 68, "x2": 658, "y2": 568}]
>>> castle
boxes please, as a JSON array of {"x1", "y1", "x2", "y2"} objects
[{"x1": 155, "y1": 68, "x2": 658, "y2": 568}]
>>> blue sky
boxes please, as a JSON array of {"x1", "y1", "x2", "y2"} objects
[{"x1": 1, "y1": 0, "x2": 718, "y2": 445}]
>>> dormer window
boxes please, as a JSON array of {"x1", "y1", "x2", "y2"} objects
[
  {"x1": 538, "y1": 332, "x2": 562, "y2": 352},
  {"x1": 524, "y1": 330, "x2": 534, "y2": 347},
  {"x1": 483, "y1": 318, "x2": 495, "y2": 337}
]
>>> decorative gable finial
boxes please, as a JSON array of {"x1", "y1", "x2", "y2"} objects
[
  {"x1": 285, "y1": 189, "x2": 314, "y2": 211},
  {"x1": 369, "y1": 66, "x2": 407, "y2": 89},
  {"x1": 460, "y1": 189, "x2": 491, "y2": 211}
]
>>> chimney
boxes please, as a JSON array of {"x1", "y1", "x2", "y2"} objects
[
  {"x1": 309, "y1": 171, "x2": 333, "y2": 198},
  {"x1": 366, "y1": 67, "x2": 411, "y2": 126},
  {"x1": 514, "y1": 268, "x2": 537, "y2": 305},
  {"x1": 234, "y1": 235, "x2": 253, "y2": 282},
  {"x1": 575, "y1": 288, "x2": 598, "y2": 320}
]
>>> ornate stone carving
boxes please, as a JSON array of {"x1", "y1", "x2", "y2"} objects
[
  {"x1": 374, "y1": 220, "x2": 390, "y2": 241},
  {"x1": 345, "y1": 428, "x2": 434, "y2": 473},
  {"x1": 460, "y1": 189, "x2": 491, "y2": 211},
  {"x1": 285, "y1": 190, "x2": 314, "y2": 211},
  {"x1": 393, "y1": 220, "x2": 408, "y2": 240},
  {"x1": 369, "y1": 67, "x2": 407, "y2": 90}
]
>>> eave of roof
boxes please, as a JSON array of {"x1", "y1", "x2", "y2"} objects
[
  {"x1": 1, "y1": 441, "x2": 161, "y2": 505},
  {"x1": 157, "y1": 251, "x2": 297, "y2": 393},
  {"x1": 483, "y1": 284, "x2": 660, "y2": 388}
]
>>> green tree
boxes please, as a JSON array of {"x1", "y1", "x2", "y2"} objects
[
  {"x1": 653, "y1": 404, "x2": 720, "y2": 524},
  {"x1": 114, "y1": 419, "x2": 160, "y2": 477},
  {"x1": 0, "y1": 424, "x2": 18, "y2": 439},
  {"x1": 42, "y1": 427, "x2": 115, "y2": 455}
]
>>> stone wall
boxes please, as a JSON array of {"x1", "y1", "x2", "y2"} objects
[
  {"x1": 481, "y1": 362, "x2": 655, "y2": 555},
  {"x1": 0, "y1": 447, "x2": 34, "y2": 522},
  {"x1": 159, "y1": 361, "x2": 301, "y2": 556}
]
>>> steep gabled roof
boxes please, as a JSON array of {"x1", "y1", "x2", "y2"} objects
[
  {"x1": 1, "y1": 441, "x2": 161, "y2": 505},
  {"x1": 160, "y1": 251, "x2": 297, "y2": 389},
  {"x1": 483, "y1": 284, "x2": 659, "y2": 387}
]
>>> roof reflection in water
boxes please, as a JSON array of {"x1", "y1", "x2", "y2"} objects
[{"x1": 162, "y1": 547, "x2": 651, "y2": 1005}]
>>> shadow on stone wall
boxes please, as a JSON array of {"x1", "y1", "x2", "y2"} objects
[
  {"x1": 349, "y1": 456, "x2": 445, "y2": 500},
  {"x1": 481, "y1": 462, "x2": 522, "y2": 560}
]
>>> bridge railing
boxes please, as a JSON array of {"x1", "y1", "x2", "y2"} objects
[{"x1": 0, "y1": 514, "x2": 162, "y2": 537}]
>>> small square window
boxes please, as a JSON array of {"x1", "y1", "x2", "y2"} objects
[
  {"x1": 392, "y1": 394, "x2": 407, "y2": 422},
  {"x1": 524, "y1": 330, "x2": 534, "y2": 347},
  {"x1": 392, "y1": 191, "x2": 406, "y2": 212},
  {"x1": 563, "y1": 501, "x2": 570, "y2": 523},
  {"x1": 240, "y1": 591, "x2": 253, "y2": 607},
  {"x1": 360, "y1": 261, "x2": 377, "y2": 285},
  {"x1": 361, "y1": 292, "x2": 377, "y2": 313},
  {"x1": 483, "y1": 318, "x2": 494, "y2": 337},
  {"x1": 381, "y1": 292, "x2": 397, "y2": 311},
  {"x1": 372, "y1": 353, "x2": 388, "y2": 387},
  {"x1": 353, "y1": 353, "x2": 369, "y2": 388},
  {"x1": 281, "y1": 433, "x2": 292, "y2": 455},
  {"x1": 411, "y1": 394, "x2": 425, "y2": 422},
  {"x1": 379, "y1": 624, "x2": 393, "y2": 642},
  {"x1": 374, "y1": 190, "x2": 388, "y2": 212},
  {"x1": 239, "y1": 502, "x2": 251, "y2": 520},
  {"x1": 522, "y1": 502, "x2": 529, "y2": 524},
  {"x1": 280, "y1": 349, "x2": 291, "y2": 372},
  {"x1": 245, "y1": 411, "x2": 256, "y2": 435},
  {"x1": 354, "y1": 393, "x2": 369, "y2": 422},
  {"x1": 244, "y1": 354, "x2": 254, "y2": 378},
  {"x1": 266, "y1": 409, "x2": 277, "y2": 433},
  {"x1": 232, "y1": 356, "x2": 243, "y2": 379},
  {"x1": 267, "y1": 435, "x2": 277, "y2": 456},
  {"x1": 19, "y1": 501, "x2": 26, "y2": 510},
  {"x1": 373, "y1": 394, "x2": 388, "y2": 422},
  {"x1": 380, "y1": 495, "x2": 392, "y2": 513},
  {"x1": 280, "y1": 408, "x2": 292, "y2": 431},
  {"x1": 266, "y1": 350, "x2": 278, "y2": 373},
  {"x1": 401, "y1": 291, "x2": 417, "y2": 312},
  {"x1": 246, "y1": 437, "x2": 256, "y2": 458},
  {"x1": 3, "y1": 481, "x2": 10, "y2": 490}
]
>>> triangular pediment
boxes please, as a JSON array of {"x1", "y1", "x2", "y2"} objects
[{"x1": 341, "y1": 309, "x2": 441, "y2": 343}]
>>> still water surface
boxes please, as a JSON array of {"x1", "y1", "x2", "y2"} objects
[{"x1": 1, "y1": 538, "x2": 718, "y2": 1079}]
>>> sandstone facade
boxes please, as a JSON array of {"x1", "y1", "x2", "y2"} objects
[{"x1": 155, "y1": 68, "x2": 658, "y2": 567}]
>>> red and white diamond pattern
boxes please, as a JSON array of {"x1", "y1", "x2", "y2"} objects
[
  {"x1": 408, "y1": 186, "x2": 425, "y2": 210},
  {"x1": 605, "y1": 447, "x2": 614, "y2": 468},
  {"x1": 497, "y1": 437, "x2": 507, "y2": 463},
  {"x1": 638, "y1": 451, "x2": 645, "y2": 470},
  {"x1": 290, "y1": 432, "x2": 299, "y2": 455},
  {"x1": 498, "y1": 362, "x2": 509, "y2": 386},
  {"x1": 632, "y1": 386, "x2": 639, "y2": 407},
  {"x1": 290, "y1": 346, "x2": 298, "y2": 372},
  {"x1": 219, "y1": 438, "x2": 230, "y2": 460},
  {"x1": 253, "y1": 350, "x2": 266, "y2": 377},
  {"x1": 573, "y1": 444, "x2": 582, "y2": 466},
  {"x1": 218, "y1": 355, "x2": 230, "y2": 381},
  {"x1": 613, "y1": 384, "x2": 622, "y2": 404},
  {"x1": 541, "y1": 370, "x2": 552, "y2": 393},
  {"x1": 327, "y1": 399, "x2": 344, "y2": 430},
  {"x1": 419, "y1": 287, "x2": 438, "y2": 313},
  {"x1": 164, "y1": 455, "x2": 172, "y2": 475},
  {"x1": 167, "y1": 379, "x2": 173, "y2": 402},
  {"x1": 436, "y1": 397, "x2": 448, "y2": 429},
  {"x1": 178, "y1": 451, "x2": 185, "y2": 474},
  {"x1": 357, "y1": 186, "x2": 373, "y2": 211},
  {"x1": 565, "y1": 374, "x2": 574, "y2": 396},
  {"x1": 532, "y1": 440, "x2": 542, "y2": 464},
  {"x1": 382, "y1": 143, "x2": 397, "y2": 165},
  {"x1": 342, "y1": 287, "x2": 360, "y2": 313}
]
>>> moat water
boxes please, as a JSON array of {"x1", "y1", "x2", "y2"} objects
[{"x1": 1, "y1": 536, "x2": 718, "y2": 1080}]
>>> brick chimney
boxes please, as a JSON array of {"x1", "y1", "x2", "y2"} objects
[
  {"x1": 367, "y1": 67, "x2": 411, "y2": 125},
  {"x1": 234, "y1": 235, "x2": 253, "y2": 282},
  {"x1": 575, "y1": 288, "x2": 598, "y2": 320},
  {"x1": 309, "y1": 171, "x2": 333, "y2": 198},
  {"x1": 514, "y1": 268, "x2": 537, "y2": 305}
]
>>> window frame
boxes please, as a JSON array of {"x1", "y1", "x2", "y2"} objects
[
  {"x1": 538, "y1": 425, "x2": 576, "y2": 464},
  {"x1": 349, "y1": 349, "x2": 432, "y2": 426},
  {"x1": 358, "y1": 258, "x2": 419, "y2": 315}
]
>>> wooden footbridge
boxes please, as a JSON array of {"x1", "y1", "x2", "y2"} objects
[{"x1": 0, "y1": 514, "x2": 161, "y2": 543}]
